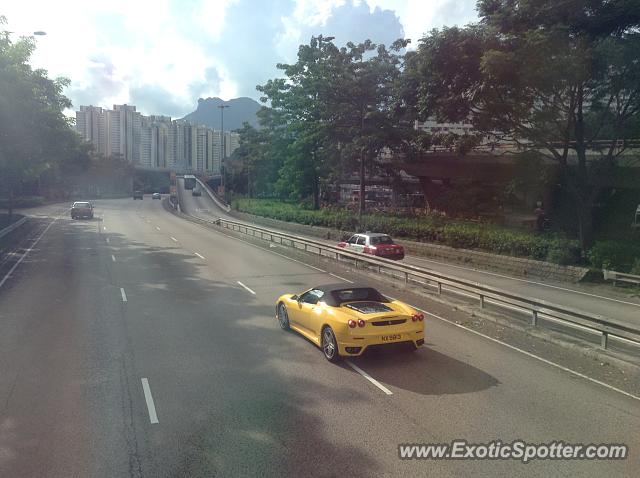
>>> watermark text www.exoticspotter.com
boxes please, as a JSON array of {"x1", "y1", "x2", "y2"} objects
[{"x1": 398, "y1": 440, "x2": 628, "y2": 464}]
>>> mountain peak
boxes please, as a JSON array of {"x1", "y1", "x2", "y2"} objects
[{"x1": 184, "y1": 97, "x2": 261, "y2": 130}]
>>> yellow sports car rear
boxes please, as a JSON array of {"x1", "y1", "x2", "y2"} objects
[{"x1": 276, "y1": 284, "x2": 425, "y2": 362}]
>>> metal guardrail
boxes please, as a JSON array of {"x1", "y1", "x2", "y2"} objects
[
  {"x1": 195, "y1": 178, "x2": 231, "y2": 212},
  {"x1": 216, "y1": 218, "x2": 640, "y2": 352},
  {"x1": 0, "y1": 216, "x2": 28, "y2": 239},
  {"x1": 167, "y1": 205, "x2": 640, "y2": 352},
  {"x1": 604, "y1": 269, "x2": 640, "y2": 286}
]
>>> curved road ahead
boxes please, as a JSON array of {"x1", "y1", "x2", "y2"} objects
[
  {"x1": 180, "y1": 179, "x2": 640, "y2": 329},
  {"x1": 0, "y1": 195, "x2": 638, "y2": 477}
]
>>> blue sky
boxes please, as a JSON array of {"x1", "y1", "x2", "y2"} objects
[{"x1": 2, "y1": 0, "x2": 478, "y2": 117}]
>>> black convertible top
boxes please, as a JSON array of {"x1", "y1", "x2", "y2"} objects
[{"x1": 311, "y1": 284, "x2": 389, "y2": 307}]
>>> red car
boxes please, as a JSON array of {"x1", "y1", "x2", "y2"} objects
[
  {"x1": 71, "y1": 201, "x2": 94, "y2": 219},
  {"x1": 338, "y1": 233, "x2": 405, "y2": 260}
]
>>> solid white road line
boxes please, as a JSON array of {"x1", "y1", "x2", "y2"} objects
[
  {"x1": 346, "y1": 360, "x2": 393, "y2": 395},
  {"x1": 194, "y1": 252, "x2": 206, "y2": 260},
  {"x1": 329, "y1": 273, "x2": 353, "y2": 283},
  {"x1": 111, "y1": 255, "x2": 116, "y2": 262},
  {"x1": 417, "y1": 307, "x2": 640, "y2": 402},
  {"x1": 170, "y1": 236, "x2": 178, "y2": 242},
  {"x1": 237, "y1": 281, "x2": 256, "y2": 295},
  {"x1": 0, "y1": 217, "x2": 58, "y2": 290},
  {"x1": 262, "y1": 246, "x2": 325, "y2": 272},
  {"x1": 120, "y1": 288, "x2": 127, "y2": 302},
  {"x1": 141, "y1": 378, "x2": 159, "y2": 424}
]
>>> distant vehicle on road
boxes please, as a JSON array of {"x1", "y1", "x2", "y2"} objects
[
  {"x1": 192, "y1": 187, "x2": 201, "y2": 197},
  {"x1": 276, "y1": 284, "x2": 424, "y2": 362},
  {"x1": 338, "y1": 233, "x2": 405, "y2": 260},
  {"x1": 184, "y1": 175, "x2": 196, "y2": 190},
  {"x1": 71, "y1": 201, "x2": 94, "y2": 219},
  {"x1": 133, "y1": 190, "x2": 143, "y2": 200},
  {"x1": 152, "y1": 192, "x2": 161, "y2": 200}
]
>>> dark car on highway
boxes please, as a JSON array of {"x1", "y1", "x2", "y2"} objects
[
  {"x1": 133, "y1": 190, "x2": 143, "y2": 200},
  {"x1": 71, "y1": 201, "x2": 94, "y2": 220},
  {"x1": 152, "y1": 192, "x2": 161, "y2": 200}
]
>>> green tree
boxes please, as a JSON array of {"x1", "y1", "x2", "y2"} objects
[
  {"x1": 254, "y1": 36, "x2": 408, "y2": 213},
  {"x1": 327, "y1": 39, "x2": 409, "y2": 217},
  {"x1": 257, "y1": 35, "x2": 342, "y2": 209},
  {"x1": 0, "y1": 17, "x2": 76, "y2": 216},
  {"x1": 406, "y1": 1, "x2": 640, "y2": 254}
]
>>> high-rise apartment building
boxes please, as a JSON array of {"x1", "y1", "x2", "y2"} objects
[
  {"x1": 76, "y1": 106, "x2": 107, "y2": 154},
  {"x1": 106, "y1": 104, "x2": 141, "y2": 162},
  {"x1": 225, "y1": 131, "x2": 240, "y2": 159},
  {"x1": 75, "y1": 104, "x2": 239, "y2": 173}
]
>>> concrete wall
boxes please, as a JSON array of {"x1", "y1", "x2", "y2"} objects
[{"x1": 400, "y1": 240, "x2": 588, "y2": 282}]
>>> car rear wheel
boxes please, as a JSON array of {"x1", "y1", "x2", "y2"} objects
[
  {"x1": 321, "y1": 326, "x2": 341, "y2": 363},
  {"x1": 277, "y1": 303, "x2": 290, "y2": 330}
]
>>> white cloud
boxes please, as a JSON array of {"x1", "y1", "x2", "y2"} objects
[
  {"x1": 2, "y1": 0, "x2": 478, "y2": 116},
  {"x1": 290, "y1": 0, "x2": 347, "y2": 26},
  {"x1": 363, "y1": 0, "x2": 478, "y2": 45}
]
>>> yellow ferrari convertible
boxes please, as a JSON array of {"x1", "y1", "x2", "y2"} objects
[{"x1": 276, "y1": 284, "x2": 425, "y2": 362}]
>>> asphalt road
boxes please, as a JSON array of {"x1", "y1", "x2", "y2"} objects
[
  {"x1": 0, "y1": 196, "x2": 638, "y2": 477},
  {"x1": 182, "y1": 180, "x2": 640, "y2": 328}
]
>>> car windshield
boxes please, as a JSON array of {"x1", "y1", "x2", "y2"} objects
[{"x1": 74, "y1": 202, "x2": 90, "y2": 207}]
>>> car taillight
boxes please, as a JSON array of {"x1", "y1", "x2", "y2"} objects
[
  {"x1": 348, "y1": 319, "x2": 357, "y2": 328},
  {"x1": 357, "y1": 319, "x2": 365, "y2": 327},
  {"x1": 411, "y1": 313, "x2": 424, "y2": 322}
]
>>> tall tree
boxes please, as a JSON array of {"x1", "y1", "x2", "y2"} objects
[
  {"x1": 328, "y1": 39, "x2": 409, "y2": 217},
  {"x1": 0, "y1": 17, "x2": 76, "y2": 216},
  {"x1": 406, "y1": 1, "x2": 640, "y2": 253},
  {"x1": 257, "y1": 35, "x2": 340, "y2": 209},
  {"x1": 255, "y1": 35, "x2": 408, "y2": 213}
]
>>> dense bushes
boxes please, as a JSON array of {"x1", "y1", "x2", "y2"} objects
[
  {"x1": 233, "y1": 198, "x2": 583, "y2": 265},
  {"x1": 233, "y1": 199, "x2": 640, "y2": 271},
  {"x1": 587, "y1": 240, "x2": 640, "y2": 272}
]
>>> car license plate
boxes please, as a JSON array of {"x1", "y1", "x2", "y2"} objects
[{"x1": 381, "y1": 334, "x2": 401, "y2": 342}]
